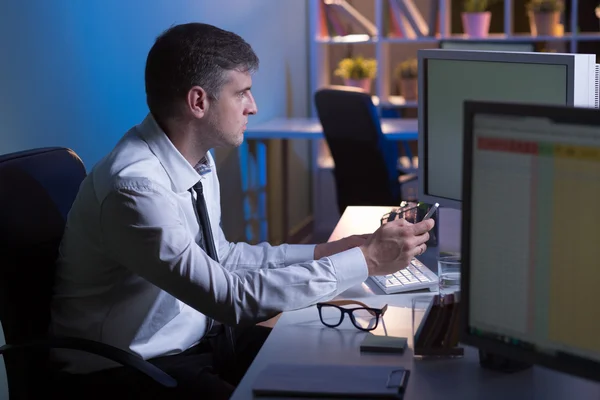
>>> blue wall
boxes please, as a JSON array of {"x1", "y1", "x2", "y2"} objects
[
  {"x1": 0, "y1": 1, "x2": 311, "y2": 398},
  {"x1": 0, "y1": 0, "x2": 309, "y2": 167}
]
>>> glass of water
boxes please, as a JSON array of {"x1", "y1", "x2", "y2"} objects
[{"x1": 438, "y1": 255, "x2": 461, "y2": 296}]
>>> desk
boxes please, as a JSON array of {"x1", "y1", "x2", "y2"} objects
[
  {"x1": 243, "y1": 118, "x2": 418, "y2": 242},
  {"x1": 231, "y1": 206, "x2": 600, "y2": 400}
]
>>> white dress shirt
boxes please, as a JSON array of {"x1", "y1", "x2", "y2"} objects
[{"x1": 50, "y1": 114, "x2": 369, "y2": 374}]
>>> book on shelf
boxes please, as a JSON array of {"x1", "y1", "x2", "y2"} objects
[
  {"x1": 386, "y1": 0, "x2": 401, "y2": 38},
  {"x1": 387, "y1": 0, "x2": 442, "y2": 38},
  {"x1": 388, "y1": 0, "x2": 417, "y2": 39},
  {"x1": 324, "y1": 1, "x2": 348, "y2": 36},
  {"x1": 405, "y1": 0, "x2": 430, "y2": 36},
  {"x1": 319, "y1": 0, "x2": 377, "y2": 38},
  {"x1": 385, "y1": 7, "x2": 397, "y2": 37},
  {"x1": 317, "y1": 0, "x2": 330, "y2": 38},
  {"x1": 391, "y1": 0, "x2": 429, "y2": 37},
  {"x1": 427, "y1": 0, "x2": 440, "y2": 37},
  {"x1": 317, "y1": 0, "x2": 440, "y2": 40},
  {"x1": 382, "y1": 0, "x2": 395, "y2": 37}
]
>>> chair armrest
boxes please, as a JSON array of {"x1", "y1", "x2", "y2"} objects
[{"x1": 0, "y1": 336, "x2": 177, "y2": 388}]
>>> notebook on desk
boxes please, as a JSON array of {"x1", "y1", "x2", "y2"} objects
[{"x1": 252, "y1": 364, "x2": 409, "y2": 398}]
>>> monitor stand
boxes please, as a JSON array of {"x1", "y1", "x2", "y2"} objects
[
  {"x1": 478, "y1": 350, "x2": 532, "y2": 373},
  {"x1": 419, "y1": 206, "x2": 461, "y2": 268},
  {"x1": 437, "y1": 207, "x2": 461, "y2": 255}
]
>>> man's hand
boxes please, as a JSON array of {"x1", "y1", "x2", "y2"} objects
[
  {"x1": 314, "y1": 234, "x2": 371, "y2": 259},
  {"x1": 360, "y1": 218, "x2": 434, "y2": 276}
]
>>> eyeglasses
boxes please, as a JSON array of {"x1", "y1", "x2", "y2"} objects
[{"x1": 316, "y1": 300, "x2": 388, "y2": 331}]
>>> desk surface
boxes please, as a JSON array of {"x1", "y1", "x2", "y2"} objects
[
  {"x1": 244, "y1": 117, "x2": 418, "y2": 141},
  {"x1": 231, "y1": 206, "x2": 600, "y2": 400}
]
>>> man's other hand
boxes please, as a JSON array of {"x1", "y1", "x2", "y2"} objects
[{"x1": 359, "y1": 218, "x2": 434, "y2": 276}]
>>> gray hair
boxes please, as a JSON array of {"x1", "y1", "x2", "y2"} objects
[{"x1": 145, "y1": 23, "x2": 259, "y2": 118}]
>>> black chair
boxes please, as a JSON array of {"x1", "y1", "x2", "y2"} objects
[
  {"x1": 0, "y1": 147, "x2": 176, "y2": 399},
  {"x1": 315, "y1": 86, "x2": 417, "y2": 214}
]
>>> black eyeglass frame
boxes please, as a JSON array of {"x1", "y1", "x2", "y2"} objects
[{"x1": 316, "y1": 301, "x2": 388, "y2": 332}]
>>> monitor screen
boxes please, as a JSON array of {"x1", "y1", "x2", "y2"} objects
[
  {"x1": 424, "y1": 58, "x2": 568, "y2": 204},
  {"x1": 462, "y1": 101, "x2": 600, "y2": 382}
]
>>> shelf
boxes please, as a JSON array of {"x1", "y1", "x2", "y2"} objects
[
  {"x1": 381, "y1": 37, "x2": 441, "y2": 44},
  {"x1": 321, "y1": 33, "x2": 600, "y2": 45},
  {"x1": 315, "y1": 34, "x2": 376, "y2": 44},
  {"x1": 564, "y1": 32, "x2": 600, "y2": 41},
  {"x1": 443, "y1": 33, "x2": 600, "y2": 43}
]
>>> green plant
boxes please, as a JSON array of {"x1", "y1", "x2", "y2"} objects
[
  {"x1": 334, "y1": 56, "x2": 377, "y2": 80},
  {"x1": 395, "y1": 58, "x2": 418, "y2": 80},
  {"x1": 463, "y1": 0, "x2": 491, "y2": 12},
  {"x1": 527, "y1": 0, "x2": 564, "y2": 13}
]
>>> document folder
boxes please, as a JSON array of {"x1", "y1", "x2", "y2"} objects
[{"x1": 252, "y1": 363, "x2": 409, "y2": 398}]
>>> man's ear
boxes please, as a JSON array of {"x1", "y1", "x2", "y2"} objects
[{"x1": 187, "y1": 86, "x2": 209, "y2": 118}]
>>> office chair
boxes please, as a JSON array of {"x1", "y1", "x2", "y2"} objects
[
  {"x1": 0, "y1": 147, "x2": 176, "y2": 399},
  {"x1": 315, "y1": 86, "x2": 417, "y2": 214}
]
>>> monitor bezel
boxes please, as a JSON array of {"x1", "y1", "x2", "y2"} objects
[
  {"x1": 417, "y1": 49, "x2": 577, "y2": 209},
  {"x1": 461, "y1": 100, "x2": 600, "y2": 383}
]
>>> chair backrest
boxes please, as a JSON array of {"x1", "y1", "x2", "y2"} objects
[
  {"x1": 0, "y1": 147, "x2": 86, "y2": 396},
  {"x1": 314, "y1": 86, "x2": 400, "y2": 214}
]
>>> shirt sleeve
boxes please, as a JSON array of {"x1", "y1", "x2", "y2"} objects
[
  {"x1": 215, "y1": 224, "x2": 317, "y2": 270},
  {"x1": 100, "y1": 180, "x2": 369, "y2": 326}
]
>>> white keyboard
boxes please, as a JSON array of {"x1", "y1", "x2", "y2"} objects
[{"x1": 369, "y1": 258, "x2": 438, "y2": 294}]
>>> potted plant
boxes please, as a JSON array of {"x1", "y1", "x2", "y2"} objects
[
  {"x1": 462, "y1": 0, "x2": 493, "y2": 37},
  {"x1": 334, "y1": 56, "x2": 377, "y2": 92},
  {"x1": 527, "y1": 0, "x2": 564, "y2": 36},
  {"x1": 394, "y1": 58, "x2": 418, "y2": 101}
]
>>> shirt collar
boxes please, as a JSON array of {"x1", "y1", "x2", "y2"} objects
[{"x1": 136, "y1": 113, "x2": 210, "y2": 193}]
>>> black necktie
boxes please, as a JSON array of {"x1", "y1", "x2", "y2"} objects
[
  {"x1": 192, "y1": 181, "x2": 235, "y2": 351},
  {"x1": 193, "y1": 181, "x2": 218, "y2": 261}
]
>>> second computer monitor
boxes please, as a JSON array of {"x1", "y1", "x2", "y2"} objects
[
  {"x1": 461, "y1": 100, "x2": 600, "y2": 383},
  {"x1": 418, "y1": 49, "x2": 597, "y2": 209}
]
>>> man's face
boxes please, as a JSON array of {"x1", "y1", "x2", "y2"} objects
[{"x1": 206, "y1": 69, "x2": 258, "y2": 147}]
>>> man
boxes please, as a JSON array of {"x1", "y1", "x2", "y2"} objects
[{"x1": 50, "y1": 23, "x2": 434, "y2": 399}]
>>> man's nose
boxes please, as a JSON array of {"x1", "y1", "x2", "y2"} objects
[{"x1": 245, "y1": 92, "x2": 258, "y2": 115}]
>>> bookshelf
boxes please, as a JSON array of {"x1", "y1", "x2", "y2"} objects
[
  {"x1": 308, "y1": 0, "x2": 600, "y2": 111},
  {"x1": 307, "y1": 0, "x2": 600, "y2": 236}
]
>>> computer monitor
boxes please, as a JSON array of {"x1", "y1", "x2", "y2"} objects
[
  {"x1": 418, "y1": 49, "x2": 598, "y2": 209},
  {"x1": 440, "y1": 40, "x2": 535, "y2": 52},
  {"x1": 461, "y1": 100, "x2": 600, "y2": 382}
]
